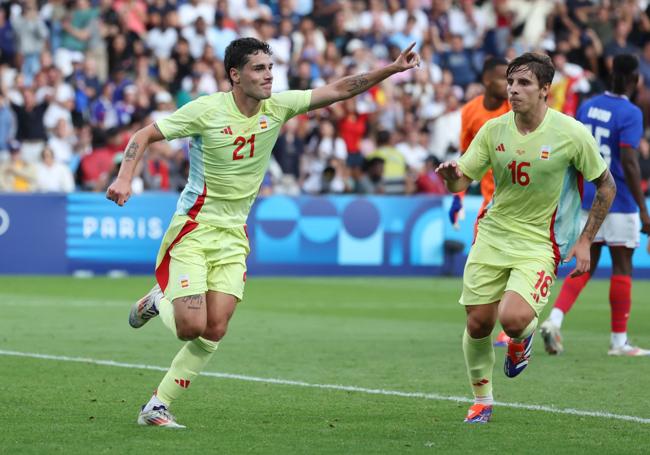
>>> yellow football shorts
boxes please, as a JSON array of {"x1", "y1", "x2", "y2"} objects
[
  {"x1": 459, "y1": 240, "x2": 557, "y2": 315},
  {"x1": 154, "y1": 214, "x2": 250, "y2": 302}
]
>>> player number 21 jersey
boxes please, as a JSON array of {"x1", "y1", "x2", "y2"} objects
[
  {"x1": 458, "y1": 109, "x2": 607, "y2": 267},
  {"x1": 157, "y1": 90, "x2": 312, "y2": 227}
]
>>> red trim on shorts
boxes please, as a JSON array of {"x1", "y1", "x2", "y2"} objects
[
  {"x1": 243, "y1": 224, "x2": 249, "y2": 239},
  {"x1": 155, "y1": 220, "x2": 199, "y2": 293},
  {"x1": 548, "y1": 207, "x2": 562, "y2": 275},
  {"x1": 187, "y1": 183, "x2": 207, "y2": 220}
]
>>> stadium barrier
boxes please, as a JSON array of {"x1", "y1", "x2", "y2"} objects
[{"x1": 1, "y1": 193, "x2": 649, "y2": 277}]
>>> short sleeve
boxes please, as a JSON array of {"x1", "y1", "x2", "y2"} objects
[
  {"x1": 269, "y1": 90, "x2": 312, "y2": 122},
  {"x1": 156, "y1": 97, "x2": 210, "y2": 140},
  {"x1": 571, "y1": 121, "x2": 608, "y2": 182},
  {"x1": 457, "y1": 122, "x2": 491, "y2": 181},
  {"x1": 619, "y1": 107, "x2": 643, "y2": 149}
]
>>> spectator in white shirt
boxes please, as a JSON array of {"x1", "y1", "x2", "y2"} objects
[
  {"x1": 146, "y1": 12, "x2": 179, "y2": 59},
  {"x1": 178, "y1": 0, "x2": 216, "y2": 27},
  {"x1": 47, "y1": 118, "x2": 75, "y2": 165},
  {"x1": 35, "y1": 146, "x2": 75, "y2": 192}
]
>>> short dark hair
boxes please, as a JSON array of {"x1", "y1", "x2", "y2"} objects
[
  {"x1": 224, "y1": 37, "x2": 272, "y2": 85},
  {"x1": 506, "y1": 52, "x2": 555, "y2": 87},
  {"x1": 481, "y1": 56, "x2": 508, "y2": 78},
  {"x1": 612, "y1": 53, "x2": 639, "y2": 94}
]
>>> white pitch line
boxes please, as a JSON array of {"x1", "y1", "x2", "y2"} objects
[{"x1": 2, "y1": 349, "x2": 649, "y2": 425}]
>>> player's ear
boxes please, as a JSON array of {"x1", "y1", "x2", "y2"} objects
[
  {"x1": 540, "y1": 82, "x2": 550, "y2": 100},
  {"x1": 230, "y1": 67, "x2": 240, "y2": 85}
]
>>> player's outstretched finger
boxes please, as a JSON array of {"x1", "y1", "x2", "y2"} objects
[{"x1": 403, "y1": 42, "x2": 416, "y2": 55}]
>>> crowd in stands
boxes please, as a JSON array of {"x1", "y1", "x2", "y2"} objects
[{"x1": 1, "y1": 0, "x2": 650, "y2": 196}]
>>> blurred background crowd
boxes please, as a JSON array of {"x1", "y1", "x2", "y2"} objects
[{"x1": 1, "y1": 0, "x2": 650, "y2": 196}]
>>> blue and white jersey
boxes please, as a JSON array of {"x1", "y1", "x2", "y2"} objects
[{"x1": 578, "y1": 92, "x2": 643, "y2": 214}]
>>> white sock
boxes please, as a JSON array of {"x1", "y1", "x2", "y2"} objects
[
  {"x1": 474, "y1": 395, "x2": 494, "y2": 406},
  {"x1": 611, "y1": 332, "x2": 627, "y2": 348},
  {"x1": 549, "y1": 308, "x2": 564, "y2": 328},
  {"x1": 143, "y1": 393, "x2": 168, "y2": 412}
]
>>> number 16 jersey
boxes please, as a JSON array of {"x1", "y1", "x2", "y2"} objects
[
  {"x1": 157, "y1": 90, "x2": 312, "y2": 227},
  {"x1": 458, "y1": 108, "x2": 607, "y2": 268}
]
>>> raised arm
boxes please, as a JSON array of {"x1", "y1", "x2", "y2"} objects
[
  {"x1": 308, "y1": 43, "x2": 420, "y2": 111},
  {"x1": 105, "y1": 122, "x2": 165, "y2": 206},
  {"x1": 566, "y1": 168, "x2": 616, "y2": 277},
  {"x1": 620, "y1": 145, "x2": 650, "y2": 234}
]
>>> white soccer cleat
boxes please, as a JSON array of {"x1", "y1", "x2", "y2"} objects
[
  {"x1": 129, "y1": 284, "x2": 162, "y2": 328},
  {"x1": 137, "y1": 405, "x2": 186, "y2": 429},
  {"x1": 608, "y1": 343, "x2": 650, "y2": 357},
  {"x1": 540, "y1": 320, "x2": 564, "y2": 355}
]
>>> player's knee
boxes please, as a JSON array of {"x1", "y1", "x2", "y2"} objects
[
  {"x1": 466, "y1": 316, "x2": 493, "y2": 338},
  {"x1": 175, "y1": 321, "x2": 205, "y2": 341},
  {"x1": 500, "y1": 314, "x2": 531, "y2": 338},
  {"x1": 202, "y1": 322, "x2": 228, "y2": 342}
]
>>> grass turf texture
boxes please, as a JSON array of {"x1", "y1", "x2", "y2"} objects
[{"x1": 1, "y1": 276, "x2": 649, "y2": 454}]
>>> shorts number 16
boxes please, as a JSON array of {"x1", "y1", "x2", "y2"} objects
[{"x1": 535, "y1": 270, "x2": 552, "y2": 298}]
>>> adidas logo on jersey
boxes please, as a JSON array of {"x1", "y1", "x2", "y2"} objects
[
  {"x1": 496, "y1": 143, "x2": 505, "y2": 152},
  {"x1": 221, "y1": 126, "x2": 233, "y2": 135}
]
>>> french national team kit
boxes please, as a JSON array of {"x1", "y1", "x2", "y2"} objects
[{"x1": 578, "y1": 92, "x2": 644, "y2": 247}]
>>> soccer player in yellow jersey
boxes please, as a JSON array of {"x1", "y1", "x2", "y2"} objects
[
  {"x1": 106, "y1": 37, "x2": 420, "y2": 428},
  {"x1": 436, "y1": 53, "x2": 616, "y2": 424}
]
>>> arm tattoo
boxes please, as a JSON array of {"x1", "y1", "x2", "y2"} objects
[
  {"x1": 124, "y1": 141, "x2": 139, "y2": 161},
  {"x1": 345, "y1": 73, "x2": 370, "y2": 95},
  {"x1": 582, "y1": 170, "x2": 616, "y2": 242},
  {"x1": 181, "y1": 294, "x2": 205, "y2": 310}
]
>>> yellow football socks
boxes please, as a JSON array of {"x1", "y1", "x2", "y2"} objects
[
  {"x1": 156, "y1": 337, "x2": 219, "y2": 406},
  {"x1": 462, "y1": 329, "x2": 495, "y2": 404},
  {"x1": 513, "y1": 317, "x2": 538, "y2": 342}
]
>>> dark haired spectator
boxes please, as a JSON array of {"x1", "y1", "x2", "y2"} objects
[
  {"x1": 438, "y1": 34, "x2": 479, "y2": 89},
  {"x1": 415, "y1": 156, "x2": 447, "y2": 194},
  {"x1": 10, "y1": 88, "x2": 48, "y2": 161},
  {"x1": 367, "y1": 129, "x2": 406, "y2": 194},
  {"x1": 355, "y1": 156, "x2": 384, "y2": 194}
]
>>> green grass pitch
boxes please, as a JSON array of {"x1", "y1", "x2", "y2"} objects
[{"x1": 1, "y1": 276, "x2": 650, "y2": 454}]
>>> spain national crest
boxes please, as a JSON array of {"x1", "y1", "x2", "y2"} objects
[
  {"x1": 259, "y1": 115, "x2": 269, "y2": 130},
  {"x1": 540, "y1": 145, "x2": 551, "y2": 160},
  {"x1": 179, "y1": 274, "x2": 190, "y2": 288}
]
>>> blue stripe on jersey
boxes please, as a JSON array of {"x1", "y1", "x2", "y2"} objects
[
  {"x1": 554, "y1": 166, "x2": 582, "y2": 260},
  {"x1": 578, "y1": 93, "x2": 643, "y2": 214},
  {"x1": 176, "y1": 135, "x2": 205, "y2": 216}
]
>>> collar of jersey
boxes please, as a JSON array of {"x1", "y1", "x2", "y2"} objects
[
  {"x1": 227, "y1": 91, "x2": 265, "y2": 119},
  {"x1": 509, "y1": 108, "x2": 552, "y2": 138},
  {"x1": 604, "y1": 91, "x2": 629, "y2": 101}
]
